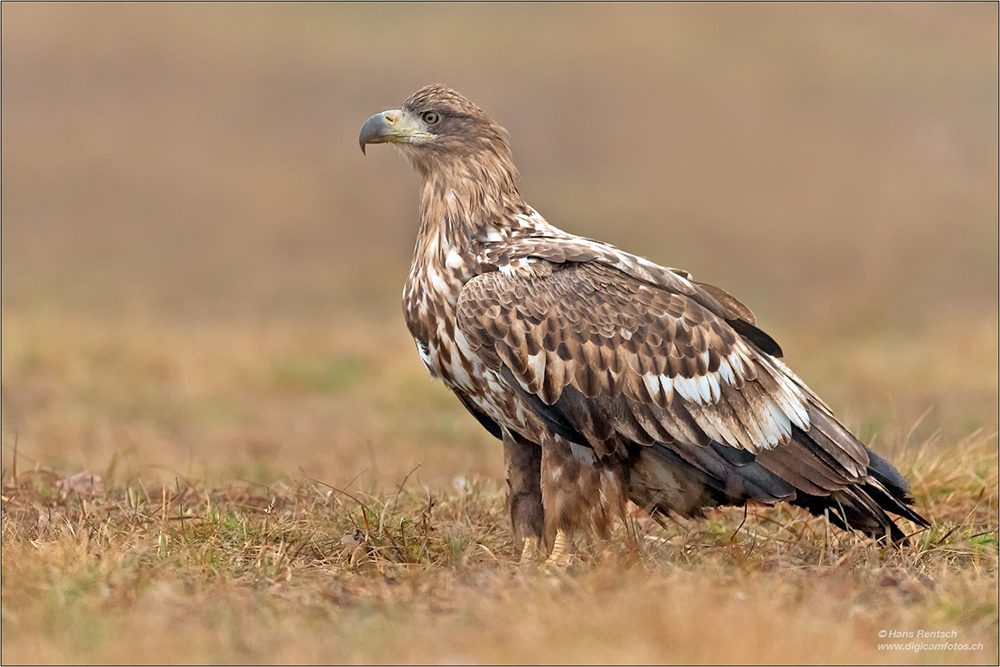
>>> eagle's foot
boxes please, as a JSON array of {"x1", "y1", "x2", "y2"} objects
[
  {"x1": 518, "y1": 536, "x2": 541, "y2": 567},
  {"x1": 543, "y1": 530, "x2": 577, "y2": 571}
]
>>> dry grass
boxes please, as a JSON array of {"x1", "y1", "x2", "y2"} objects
[
  {"x1": 2, "y1": 432, "x2": 997, "y2": 664},
  {"x1": 2, "y1": 3, "x2": 997, "y2": 664}
]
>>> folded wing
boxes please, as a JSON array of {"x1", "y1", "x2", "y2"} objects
[{"x1": 457, "y1": 258, "x2": 872, "y2": 484}]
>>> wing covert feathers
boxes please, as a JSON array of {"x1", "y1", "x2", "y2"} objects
[{"x1": 457, "y1": 261, "x2": 811, "y2": 455}]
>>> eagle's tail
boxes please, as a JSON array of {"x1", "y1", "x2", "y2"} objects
[
  {"x1": 628, "y1": 438, "x2": 928, "y2": 543},
  {"x1": 791, "y1": 446, "x2": 929, "y2": 542}
]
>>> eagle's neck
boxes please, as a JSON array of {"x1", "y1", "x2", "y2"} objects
[{"x1": 416, "y1": 162, "x2": 524, "y2": 259}]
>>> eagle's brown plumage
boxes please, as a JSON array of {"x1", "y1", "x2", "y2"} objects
[{"x1": 360, "y1": 84, "x2": 928, "y2": 560}]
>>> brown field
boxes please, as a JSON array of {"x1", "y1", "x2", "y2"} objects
[{"x1": 2, "y1": 4, "x2": 997, "y2": 664}]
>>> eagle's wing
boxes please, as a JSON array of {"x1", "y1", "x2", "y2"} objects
[
  {"x1": 457, "y1": 255, "x2": 871, "y2": 486},
  {"x1": 477, "y1": 233, "x2": 790, "y2": 358}
]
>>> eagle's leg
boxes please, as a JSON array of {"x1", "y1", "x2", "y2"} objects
[
  {"x1": 540, "y1": 436, "x2": 627, "y2": 566},
  {"x1": 502, "y1": 429, "x2": 544, "y2": 564}
]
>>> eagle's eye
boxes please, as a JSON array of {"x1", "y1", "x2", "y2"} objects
[{"x1": 421, "y1": 111, "x2": 440, "y2": 125}]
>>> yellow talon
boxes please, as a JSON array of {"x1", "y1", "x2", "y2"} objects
[
  {"x1": 545, "y1": 530, "x2": 576, "y2": 570},
  {"x1": 519, "y1": 536, "x2": 541, "y2": 565}
]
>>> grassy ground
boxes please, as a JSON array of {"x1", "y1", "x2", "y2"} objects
[
  {"x1": 2, "y1": 3, "x2": 997, "y2": 664},
  {"x1": 1, "y1": 431, "x2": 997, "y2": 664}
]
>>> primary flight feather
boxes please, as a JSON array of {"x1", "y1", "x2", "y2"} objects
[{"x1": 360, "y1": 84, "x2": 927, "y2": 561}]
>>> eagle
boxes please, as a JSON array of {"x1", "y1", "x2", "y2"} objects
[{"x1": 359, "y1": 84, "x2": 927, "y2": 563}]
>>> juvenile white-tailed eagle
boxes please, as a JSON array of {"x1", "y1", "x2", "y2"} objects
[{"x1": 360, "y1": 84, "x2": 927, "y2": 562}]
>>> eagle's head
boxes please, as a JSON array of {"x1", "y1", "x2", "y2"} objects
[{"x1": 360, "y1": 84, "x2": 516, "y2": 180}]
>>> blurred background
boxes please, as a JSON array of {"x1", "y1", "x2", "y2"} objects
[{"x1": 2, "y1": 3, "x2": 997, "y2": 488}]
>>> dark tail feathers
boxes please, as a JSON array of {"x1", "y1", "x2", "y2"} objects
[{"x1": 631, "y1": 441, "x2": 928, "y2": 543}]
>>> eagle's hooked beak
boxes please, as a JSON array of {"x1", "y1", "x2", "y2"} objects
[{"x1": 359, "y1": 110, "x2": 433, "y2": 155}]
